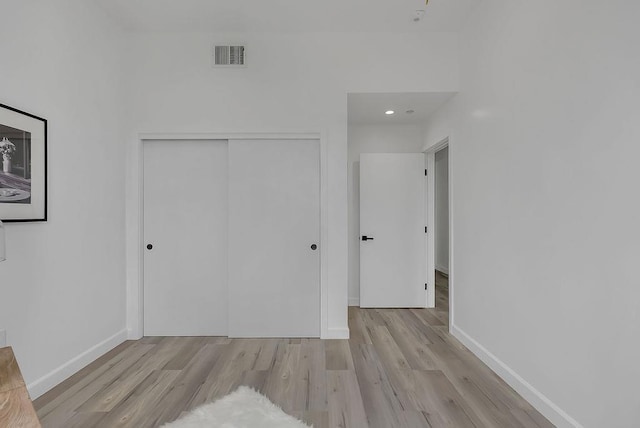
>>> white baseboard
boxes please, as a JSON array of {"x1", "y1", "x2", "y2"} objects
[
  {"x1": 323, "y1": 327, "x2": 349, "y2": 339},
  {"x1": 348, "y1": 297, "x2": 360, "y2": 306},
  {"x1": 27, "y1": 329, "x2": 128, "y2": 399},
  {"x1": 451, "y1": 324, "x2": 583, "y2": 428},
  {"x1": 435, "y1": 265, "x2": 449, "y2": 275},
  {"x1": 127, "y1": 327, "x2": 143, "y2": 341}
]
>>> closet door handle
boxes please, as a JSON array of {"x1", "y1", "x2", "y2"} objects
[{"x1": 361, "y1": 236, "x2": 374, "y2": 241}]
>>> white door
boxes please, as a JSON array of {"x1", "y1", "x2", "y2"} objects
[
  {"x1": 360, "y1": 153, "x2": 426, "y2": 308},
  {"x1": 228, "y1": 139, "x2": 320, "y2": 337},
  {"x1": 143, "y1": 140, "x2": 228, "y2": 336}
]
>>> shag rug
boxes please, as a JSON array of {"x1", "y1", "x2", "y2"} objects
[{"x1": 161, "y1": 386, "x2": 312, "y2": 428}]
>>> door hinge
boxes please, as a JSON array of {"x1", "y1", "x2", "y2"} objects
[
  {"x1": 425, "y1": 226, "x2": 428, "y2": 233},
  {"x1": 425, "y1": 283, "x2": 428, "y2": 290},
  {"x1": 425, "y1": 169, "x2": 427, "y2": 176}
]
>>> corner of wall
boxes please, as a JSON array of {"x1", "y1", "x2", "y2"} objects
[
  {"x1": 324, "y1": 327, "x2": 350, "y2": 340},
  {"x1": 27, "y1": 329, "x2": 128, "y2": 399}
]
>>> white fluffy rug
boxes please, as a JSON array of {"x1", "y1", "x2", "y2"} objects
[{"x1": 161, "y1": 386, "x2": 311, "y2": 428}]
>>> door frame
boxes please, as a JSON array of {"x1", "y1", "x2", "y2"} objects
[
  {"x1": 128, "y1": 132, "x2": 328, "y2": 339},
  {"x1": 423, "y1": 136, "x2": 454, "y2": 329}
]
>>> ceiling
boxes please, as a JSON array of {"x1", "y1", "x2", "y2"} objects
[
  {"x1": 96, "y1": 0, "x2": 477, "y2": 33},
  {"x1": 348, "y1": 92, "x2": 455, "y2": 125}
]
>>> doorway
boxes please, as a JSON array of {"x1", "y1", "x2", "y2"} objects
[
  {"x1": 434, "y1": 146, "x2": 449, "y2": 312},
  {"x1": 346, "y1": 92, "x2": 456, "y2": 308},
  {"x1": 424, "y1": 137, "x2": 452, "y2": 324}
]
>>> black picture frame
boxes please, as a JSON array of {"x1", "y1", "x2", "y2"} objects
[{"x1": 0, "y1": 103, "x2": 47, "y2": 222}]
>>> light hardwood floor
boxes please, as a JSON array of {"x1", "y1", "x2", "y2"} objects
[{"x1": 34, "y1": 274, "x2": 552, "y2": 427}]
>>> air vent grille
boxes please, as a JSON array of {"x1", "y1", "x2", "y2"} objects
[{"x1": 214, "y1": 45, "x2": 245, "y2": 67}]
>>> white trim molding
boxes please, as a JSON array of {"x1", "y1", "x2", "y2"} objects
[
  {"x1": 451, "y1": 324, "x2": 584, "y2": 428},
  {"x1": 138, "y1": 132, "x2": 321, "y2": 141},
  {"x1": 348, "y1": 297, "x2": 360, "y2": 306},
  {"x1": 27, "y1": 329, "x2": 128, "y2": 399},
  {"x1": 325, "y1": 327, "x2": 350, "y2": 339}
]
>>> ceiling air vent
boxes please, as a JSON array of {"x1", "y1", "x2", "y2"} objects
[{"x1": 213, "y1": 45, "x2": 246, "y2": 67}]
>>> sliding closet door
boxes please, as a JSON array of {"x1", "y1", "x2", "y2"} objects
[
  {"x1": 143, "y1": 140, "x2": 228, "y2": 336},
  {"x1": 228, "y1": 139, "x2": 320, "y2": 337}
]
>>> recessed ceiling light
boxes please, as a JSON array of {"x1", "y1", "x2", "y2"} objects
[{"x1": 385, "y1": 110, "x2": 395, "y2": 115}]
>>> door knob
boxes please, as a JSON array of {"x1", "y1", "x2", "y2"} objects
[
  {"x1": 146, "y1": 244, "x2": 153, "y2": 250},
  {"x1": 361, "y1": 236, "x2": 374, "y2": 241},
  {"x1": 310, "y1": 244, "x2": 318, "y2": 250}
]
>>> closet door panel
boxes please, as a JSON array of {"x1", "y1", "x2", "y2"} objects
[
  {"x1": 228, "y1": 139, "x2": 320, "y2": 337},
  {"x1": 144, "y1": 140, "x2": 228, "y2": 336}
]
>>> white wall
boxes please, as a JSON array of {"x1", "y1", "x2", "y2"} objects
[
  {"x1": 125, "y1": 32, "x2": 459, "y2": 336},
  {"x1": 424, "y1": 1, "x2": 640, "y2": 426},
  {"x1": 434, "y1": 146, "x2": 449, "y2": 274},
  {"x1": 0, "y1": 1, "x2": 126, "y2": 398},
  {"x1": 347, "y1": 124, "x2": 425, "y2": 305}
]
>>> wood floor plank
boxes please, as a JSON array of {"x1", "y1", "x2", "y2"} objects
[
  {"x1": 161, "y1": 337, "x2": 207, "y2": 370},
  {"x1": 33, "y1": 341, "x2": 135, "y2": 412},
  {"x1": 93, "y1": 370, "x2": 180, "y2": 428},
  {"x1": 296, "y1": 339, "x2": 327, "y2": 411},
  {"x1": 240, "y1": 370, "x2": 269, "y2": 392},
  {"x1": 511, "y1": 407, "x2": 556, "y2": 428},
  {"x1": 410, "y1": 307, "x2": 446, "y2": 327},
  {"x1": 367, "y1": 326, "x2": 418, "y2": 410},
  {"x1": 62, "y1": 411, "x2": 107, "y2": 428},
  {"x1": 348, "y1": 307, "x2": 373, "y2": 345},
  {"x1": 360, "y1": 308, "x2": 388, "y2": 332},
  {"x1": 369, "y1": 326, "x2": 411, "y2": 372},
  {"x1": 251, "y1": 339, "x2": 281, "y2": 371},
  {"x1": 262, "y1": 343, "x2": 301, "y2": 413},
  {"x1": 37, "y1": 343, "x2": 156, "y2": 427},
  {"x1": 349, "y1": 344, "x2": 414, "y2": 428},
  {"x1": 297, "y1": 410, "x2": 328, "y2": 428},
  {"x1": 77, "y1": 338, "x2": 185, "y2": 412},
  {"x1": 188, "y1": 339, "x2": 271, "y2": 406},
  {"x1": 327, "y1": 371, "x2": 369, "y2": 428},
  {"x1": 137, "y1": 337, "x2": 164, "y2": 345},
  {"x1": 35, "y1": 276, "x2": 552, "y2": 428},
  {"x1": 436, "y1": 358, "x2": 533, "y2": 427},
  {"x1": 325, "y1": 340, "x2": 354, "y2": 371},
  {"x1": 408, "y1": 370, "x2": 478, "y2": 428},
  {"x1": 143, "y1": 344, "x2": 224, "y2": 426},
  {"x1": 378, "y1": 310, "x2": 439, "y2": 370}
]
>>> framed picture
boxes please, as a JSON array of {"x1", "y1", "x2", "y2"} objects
[{"x1": 0, "y1": 103, "x2": 47, "y2": 222}]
